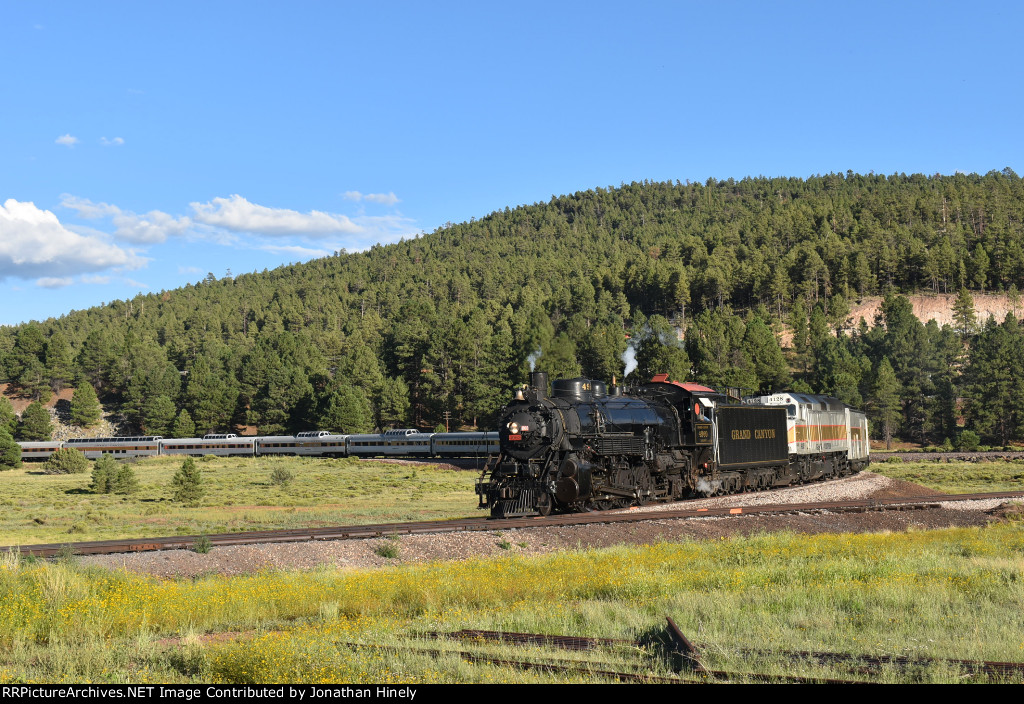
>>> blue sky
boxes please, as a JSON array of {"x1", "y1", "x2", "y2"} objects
[{"x1": 2, "y1": 1, "x2": 1021, "y2": 326}]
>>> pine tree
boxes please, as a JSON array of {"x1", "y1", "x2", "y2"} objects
[
  {"x1": 44, "y1": 332, "x2": 75, "y2": 394},
  {"x1": 378, "y1": 376, "x2": 411, "y2": 429},
  {"x1": 742, "y1": 315, "x2": 791, "y2": 393},
  {"x1": 70, "y1": 383, "x2": 102, "y2": 427},
  {"x1": 141, "y1": 395, "x2": 177, "y2": 436},
  {"x1": 952, "y1": 288, "x2": 977, "y2": 339},
  {"x1": 171, "y1": 457, "x2": 205, "y2": 504},
  {"x1": 317, "y1": 384, "x2": 373, "y2": 434},
  {"x1": 17, "y1": 401, "x2": 52, "y2": 441},
  {"x1": 871, "y1": 357, "x2": 901, "y2": 450},
  {"x1": 0, "y1": 396, "x2": 16, "y2": 436},
  {"x1": 0, "y1": 427, "x2": 21, "y2": 470},
  {"x1": 171, "y1": 409, "x2": 196, "y2": 439},
  {"x1": 43, "y1": 447, "x2": 89, "y2": 474},
  {"x1": 90, "y1": 454, "x2": 118, "y2": 493}
]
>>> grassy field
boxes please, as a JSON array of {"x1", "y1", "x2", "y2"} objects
[
  {"x1": 0, "y1": 456, "x2": 481, "y2": 545},
  {"x1": 1, "y1": 523, "x2": 1022, "y2": 684},
  {"x1": 871, "y1": 459, "x2": 1024, "y2": 493}
]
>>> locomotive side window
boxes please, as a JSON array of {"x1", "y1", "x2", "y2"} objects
[{"x1": 787, "y1": 404, "x2": 797, "y2": 418}]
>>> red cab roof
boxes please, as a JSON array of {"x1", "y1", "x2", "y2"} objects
[{"x1": 649, "y1": 374, "x2": 717, "y2": 393}]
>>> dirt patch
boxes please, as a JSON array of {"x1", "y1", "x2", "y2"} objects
[
  {"x1": 848, "y1": 292, "x2": 1016, "y2": 329},
  {"x1": 986, "y1": 501, "x2": 1024, "y2": 524}
]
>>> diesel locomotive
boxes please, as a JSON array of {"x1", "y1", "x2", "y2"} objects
[{"x1": 476, "y1": 372, "x2": 870, "y2": 518}]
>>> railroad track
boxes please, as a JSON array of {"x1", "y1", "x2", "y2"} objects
[
  {"x1": 7, "y1": 489, "x2": 1022, "y2": 559},
  {"x1": 884, "y1": 450, "x2": 1024, "y2": 462}
]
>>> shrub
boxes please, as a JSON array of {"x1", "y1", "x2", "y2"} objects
[
  {"x1": 957, "y1": 430, "x2": 981, "y2": 452},
  {"x1": 375, "y1": 537, "x2": 400, "y2": 559},
  {"x1": 171, "y1": 457, "x2": 205, "y2": 505},
  {"x1": 44, "y1": 447, "x2": 89, "y2": 474},
  {"x1": 112, "y1": 465, "x2": 140, "y2": 494},
  {"x1": 93, "y1": 455, "x2": 140, "y2": 495},
  {"x1": 193, "y1": 534, "x2": 213, "y2": 554},
  {"x1": 271, "y1": 467, "x2": 294, "y2": 486},
  {"x1": 90, "y1": 454, "x2": 118, "y2": 492}
]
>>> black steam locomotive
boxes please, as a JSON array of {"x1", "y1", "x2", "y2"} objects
[{"x1": 476, "y1": 372, "x2": 869, "y2": 518}]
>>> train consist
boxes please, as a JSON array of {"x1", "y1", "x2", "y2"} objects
[
  {"x1": 476, "y1": 372, "x2": 870, "y2": 517},
  {"x1": 17, "y1": 429, "x2": 498, "y2": 461}
]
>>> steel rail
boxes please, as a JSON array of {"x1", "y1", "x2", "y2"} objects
[
  {"x1": 6, "y1": 489, "x2": 1022, "y2": 558},
  {"x1": 435, "y1": 626, "x2": 1024, "y2": 681}
]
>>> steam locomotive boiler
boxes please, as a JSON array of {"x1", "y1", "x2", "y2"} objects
[{"x1": 476, "y1": 372, "x2": 867, "y2": 518}]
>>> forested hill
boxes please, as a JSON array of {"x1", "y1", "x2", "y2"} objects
[{"x1": 2, "y1": 170, "x2": 1024, "y2": 447}]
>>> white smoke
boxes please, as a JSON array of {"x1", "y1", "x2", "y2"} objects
[
  {"x1": 622, "y1": 341, "x2": 638, "y2": 378},
  {"x1": 696, "y1": 478, "x2": 722, "y2": 496},
  {"x1": 527, "y1": 348, "x2": 542, "y2": 372}
]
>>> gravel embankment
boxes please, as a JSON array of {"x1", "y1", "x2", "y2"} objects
[{"x1": 80, "y1": 472, "x2": 1016, "y2": 579}]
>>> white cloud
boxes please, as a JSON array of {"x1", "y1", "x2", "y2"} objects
[
  {"x1": 112, "y1": 210, "x2": 192, "y2": 243},
  {"x1": 364, "y1": 192, "x2": 400, "y2": 205},
  {"x1": 81, "y1": 275, "x2": 111, "y2": 284},
  {"x1": 55, "y1": 134, "x2": 79, "y2": 147},
  {"x1": 191, "y1": 194, "x2": 360, "y2": 237},
  {"x1": 343, "y1": 190, "x2": 400, "y2": 206},
  {"x1": 36, "y1": 277, "x2": 73, "y2": 289},
  {"x1": 61, "y1": 195, "x2": 190, "y2": 243},
  {"x1": 100, "y1": 137, "x2": 125, "y2": 146},
  {"x1": 61, "y1": 195, "x2": 121, "y2": 219},
  {"x1": 0, "y1": 199, "x2": 147, "y2": 281},
  {"x1": 178, "y1": 266, "x2": 203, "y2": 275}
]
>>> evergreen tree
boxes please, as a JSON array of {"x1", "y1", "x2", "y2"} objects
[
  {"x1": 742, "y1": 315, "x2": 791, "y2": 393},
  {"x1": 870, "y1": 357, "x2": 901, "y2": 450},
  {"x1": 70, "y1": 383, "x2": 102, "y2": 427},
  {"x1": 171, "y1": 457, "x2": 205, "y2": 504},
  {"x1": 535, "y1": 332, "x2": 582, "y2": 382},
  {"x1": 0, "y1": 427, "x2": 21, "y2": 470},
  {"x1": 378, "y1": 376, "x2": 411, "y2": 429},
  {"x1": 952, "y1": 288, "x2": 977, "y2": 339},
  {"x1": 963, "y1": 314, "x2": 1024, "y2": 445},
  {"x1": 17, "y1": 401, "x2": 52, "y2": 441},
  {"x1": 90, "y1": 454, "x2": 119, "y2": 493},
  {"x1": 142, "y1": 395, "x2": 178, "y2": 436},
  {"x1": 171, "y1": 409, "x2": 196, "y2": 438},
  {"x1": 112, "y1": 464, "x2": 140, "y2": 494},
  {"x1": 0, "y1": 396, "x2": 16, "y2": 436},
  {"x1": 44, "y1": 332, "x2": 75, "y2": 394},
  {"x1": 317, "y1": 383, "x2": 373, "y2": 434},
  {"x1": 634, "y1": 315, "x2": 690, "y2": 384},
  {"x1": 44, "y1": 447, "x2": 89, "y2": 474}
]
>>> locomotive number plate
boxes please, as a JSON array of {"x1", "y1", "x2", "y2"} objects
[
  {"x1": 508, "y1": 434, "x2": 522, "y2": 441},
  {"x1": 695, "y1": 423, "x2": 712, "y2": 445}
]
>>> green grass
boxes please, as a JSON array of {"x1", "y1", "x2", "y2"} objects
[
  {"x1": 1, "y1": 523, "x2": 1022, "y2": 683},
  {"x1": 0, "y1": 456, "x2": 479, "y2": 545},
  {"x1": 871, "y1": 459, "x2": 1024, "y2": 493}
]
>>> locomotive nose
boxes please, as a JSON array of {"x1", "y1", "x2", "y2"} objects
[{"x1": 504, "y1": 412, "x2": 536, "y2": 441}]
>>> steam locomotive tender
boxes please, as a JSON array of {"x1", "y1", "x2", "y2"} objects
[{"x1": 476, "y1": 372, "x2": 868, "y2": 518}]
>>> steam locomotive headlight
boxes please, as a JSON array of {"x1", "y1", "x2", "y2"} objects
[{"x1": 509, "y1": 422, "x2": 520, "y2": 434}]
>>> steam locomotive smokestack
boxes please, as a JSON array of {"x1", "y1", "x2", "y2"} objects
[{"x1": 530, "y1": 371, "x2": 549, "y2": 399}]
